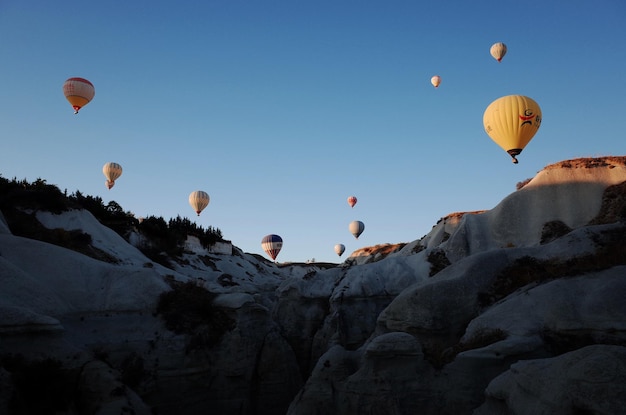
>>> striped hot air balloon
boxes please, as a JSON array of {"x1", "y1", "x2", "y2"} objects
[{"x1": 262, "y1": 234, "x2": 283, "y2": 261}]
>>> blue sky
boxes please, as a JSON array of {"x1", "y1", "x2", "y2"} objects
[{"x1": 1, "y1": 1, "x2": 625, "y2": 263}]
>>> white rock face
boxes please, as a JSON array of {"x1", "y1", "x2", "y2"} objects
[
  {"x1": 1, "y1": 157, "x2": 626, "y2": 414},
  {"x1": 286, "y1": 158, "x2": 626, "y2": 414},
  {"x1": 475, "y1": 345, "x2": 626, "y2": 415}
]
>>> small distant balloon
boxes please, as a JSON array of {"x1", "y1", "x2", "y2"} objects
[
  {"x1": 189, "y1": 190, "x2": 210, "y2": 216},
  {"x1": 431, "y1": 75, "x2": 441, "y2": 88},
  {"x1": 334, "y1": 244, "x2": 346, "y2": 257},
  {"x1": 262, "y1": 234, "x2": 283, "y2": 261},
  {"x1": 347, "y1": 196, "x2": 357, "y2": 208},
  {"x1": 63, "y1": 77, "x2": 95, "y2": 114},
  {"x1": 102, "y1": 162, "x2": 122, "y2": 190},
  {"x1": 349, "y1": 220, "x2": 365, "y2": 239},
  {"x1": 490, "y1": 42, "x2": 507, "y2": 62},
  {"x1": 483, "y1": 95, "x2": 542, "y2": 164}
]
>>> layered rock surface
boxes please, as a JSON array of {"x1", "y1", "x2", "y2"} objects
[{"x1": 1, "y1": 157, "x2": 626, "y2": 414}]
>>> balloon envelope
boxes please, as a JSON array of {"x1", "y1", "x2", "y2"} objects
[
  {"x1": 102, "y1": 162, "x2": 122, "y2": 190},
  {"x1": 261, "y1": 234, "x2": 283, "y2": 260},
  {"x1": 63, "y1": 77, "x2": 95, "y2": 114},
  {"x1": 347, "y1": 196, "x2": 357, "y2": 208},
  {"x1": 334, "y1": 244, "x2": 346, "y2": 257},
  {"x1": 431, "y1": 75, "x2": 441, "y2": 88},
  {"x1": 490, "y1": 42, "x2": 507, "y2": 62},
  {"x1": 189, "y1": 190, "x2": 210, "y2": 216},
  {"x1": 483, "y1": 95, "x2": 542, "y2": 164},
  {"x1": 349, "y1": 220, "x2": 365, "y2": 239}
]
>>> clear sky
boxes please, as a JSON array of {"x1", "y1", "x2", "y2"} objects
[{"x1": 1, "y1": 1, "x2": 625, "y2": 263}]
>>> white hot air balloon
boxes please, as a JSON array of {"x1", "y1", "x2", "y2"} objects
[
  {"x1": 431, "y1": 75, "x2": 441, "y2": 88},
  {"x1": 189, "y1": 190, "x2": 210, "y2": 216},
  {"x1": 490, "y1": 42, "x2": 507, "y2": 62},
  {"x1": 102, "y1": 162, "x2": 122, "y2": 190},
  {"x1": 334, "y1": 244, "x2": 346, "y2": 257},
  {"x1": 349, "y1": 220, "x2": 365, "y2": 239}
]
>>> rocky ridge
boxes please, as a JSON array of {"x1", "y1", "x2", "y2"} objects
[{"x1": 1, "y1": 156, "x2": 625, "y2": 414}]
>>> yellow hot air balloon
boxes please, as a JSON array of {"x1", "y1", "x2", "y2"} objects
[
  {"x1": 490, "y1": 42, "x2": 507, "y2": 62},
  {"x1": 431, "y1": 75, "x2": 441, "y2": 88},
  {"x1": 63, "y1": 77, "x2": 95, "y2": 114},
  {"x1": 102, "y1": 162, "x2": 122, "y2": 190},
  {"x1": 189, "y1": 190, "x2": 210, "y2": 216},
  {"x1": 483, "y1": 95, "x2": 542, "y2": 164}
]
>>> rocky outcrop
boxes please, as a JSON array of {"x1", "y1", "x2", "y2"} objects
[
  {"x1": 1, "y1": 157, "x2": 626, "y2": 414},
  {"x1": 286, "y1": 158, "x2": 626, "y2": 414},
  {"x1": 476, "y1": 345, "x2": 626, "y2": 415}
]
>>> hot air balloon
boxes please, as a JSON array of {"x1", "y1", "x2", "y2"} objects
[
  {"x1": 334, "y1": 244, "x2": 346, "y2": 257},
  {"x1": 349, "y1": 220, "x2": 365, "y2": 239},
  {"x1": 431, "y1": 75, "x2": 441, "y2": 88},
  {"x1": 490, "y1": 42, "x2": 507, "y2": 62},
  {"x1": 189, "y1": 190, "x2": 210, "y2": 216},
  {"x1": 262, "y1": 234, "x2": 283, "y2": 261},
  {"x1": 347, "y1": 196, "x2": 357, "y2": 208},
  {"x1": 63, "y1": 78, "x2": 95, "y2": 114},
  {"x1": 483, "y1": 95, "x2": 542, "y2": 164},
  {"x1": 102, "y1": 162, "x2": 122, "y2": 190}
]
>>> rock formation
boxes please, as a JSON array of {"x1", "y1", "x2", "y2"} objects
[{"x1": 1, "y1": 156, "x2": 625, "y2": 414}]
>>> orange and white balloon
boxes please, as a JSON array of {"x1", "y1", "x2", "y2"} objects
[
  {"x1": 431, "y1": 75, "x2": 441, "y2": 88},
  {"x1": 63, "y1": 77, "x2": 95, "y2": 114}
]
